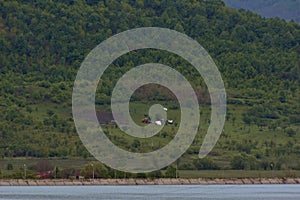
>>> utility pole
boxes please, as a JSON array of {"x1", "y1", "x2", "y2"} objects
[
  {"x1": 175, "y1": 163, "x2": 178, "y2": 179},
  {"x1": 54, "y1": 166, "x2": 57, "y2": 179},
  {"x1": 24, "y1": 164, "x2": 26, "y2": 179},
  {"x1": 91, "y1": 163, "x2": 94, "y2": 180},
  {"x1": 176, "y1": 159, "x2": 179, "y2": 179}
]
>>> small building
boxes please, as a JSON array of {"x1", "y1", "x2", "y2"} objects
[{"x1": 167, "y1": 119, "x2": 173, "y2": 124}]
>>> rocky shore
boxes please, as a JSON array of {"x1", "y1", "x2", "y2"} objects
[{"x1": 0, "y1": 178, "x2": 300, "y2": 186}]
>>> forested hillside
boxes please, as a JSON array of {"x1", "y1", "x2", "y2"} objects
[
  {"x1": 224, "y1": 0, "x2": 300, "y2": 22},
  {"x1": 0, "y1": 0, "x2": 299, "y2": 172}
]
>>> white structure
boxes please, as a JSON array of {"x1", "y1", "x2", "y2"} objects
[
  {"x1": 167, "y1": 119, "x2": 173, "y2": 124},
  {"x1": 155, "y1": 120, "x2": 162, "y2": 126}
]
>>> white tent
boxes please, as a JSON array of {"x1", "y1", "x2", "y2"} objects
[{"x1": 155, "y1": 120, "x2": 162, "y2": 126}]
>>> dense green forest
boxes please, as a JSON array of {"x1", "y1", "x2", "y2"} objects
[
  {"x1": 0, "y1": 0, "x2": 300, "y2": 176},
  {"x1": 224, "y1": 0, "x2": 300, "y2": 23}
]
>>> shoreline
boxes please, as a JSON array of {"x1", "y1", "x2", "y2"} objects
[{"x1": 1, "y1": 178, "x2": 300, "y2": 186}]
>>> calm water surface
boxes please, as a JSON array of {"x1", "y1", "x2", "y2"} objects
[{"x1": 0, "y1": 185, "x2": 300, "y2": 200}]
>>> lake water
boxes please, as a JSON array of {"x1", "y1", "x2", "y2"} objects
[{"x1": 0, "y1": 185, "x2": 300, "y2": 200}]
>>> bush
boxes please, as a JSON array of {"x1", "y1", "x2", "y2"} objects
[
  {"x1": 286, "y1": 128, "x2": 296, "y2": 137},
  {"x1": 230, "y1": 153, "x2": 259, "y2": 170},
  {"x1": 164, "y1": 166, "x2": 177, "y2": 178},
  {"x1": 193, "y1": 158, "x2": 220, "y2": 170},
  {"x1": 147, "y1": 170, "x2": 162, "y2": 178},
  {"x1": 7, "y1": 163, "x2": 13, "y2": 170},
  {"x1": 136, "y1": 173, "x2": 147, "y2": 178},
  {"x1": 231, "y1": 155, "x2": 245, "y2": 170}
]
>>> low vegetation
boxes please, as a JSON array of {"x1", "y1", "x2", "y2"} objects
[{"x1": 0, "y1": 0, "x2": 299, "y2": 177}]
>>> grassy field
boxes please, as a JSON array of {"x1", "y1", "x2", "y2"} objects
[
  {"x1": 1, "y1": 101, "x2": 299, "y2": 177},
  {"x1": 0, "y1": 158, "x2": 95, "y2": 176},
  {"x1": 178, "y1": 170, "x2": 300, "y2": 178},
  {"x1": 1, "y1": 157, "x2": 300, "y2": 178}
]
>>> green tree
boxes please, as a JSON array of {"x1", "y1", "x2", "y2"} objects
[
  {"x1": 194, "y1": 158, "x2": 220, "y2": 170},
  {"x1": 165, "y1": 165, "x2": 176, "y2": 178}
]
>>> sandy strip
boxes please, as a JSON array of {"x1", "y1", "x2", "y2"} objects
[{"x1": 0, "y1": 178, "x2": 300, "y2": 186}]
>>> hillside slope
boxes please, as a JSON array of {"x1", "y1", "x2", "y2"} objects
[{"x1": 0, "y1": 0, "x2": 299, "y2": 171}]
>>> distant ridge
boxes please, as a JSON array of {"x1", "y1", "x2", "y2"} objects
[{"x1": 223, "y1": 0, "x2": 300, "y2": 22}]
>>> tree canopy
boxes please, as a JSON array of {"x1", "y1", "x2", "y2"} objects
[{"x1": 0, "y1": 0, "x2": 299, "y2": 170}]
